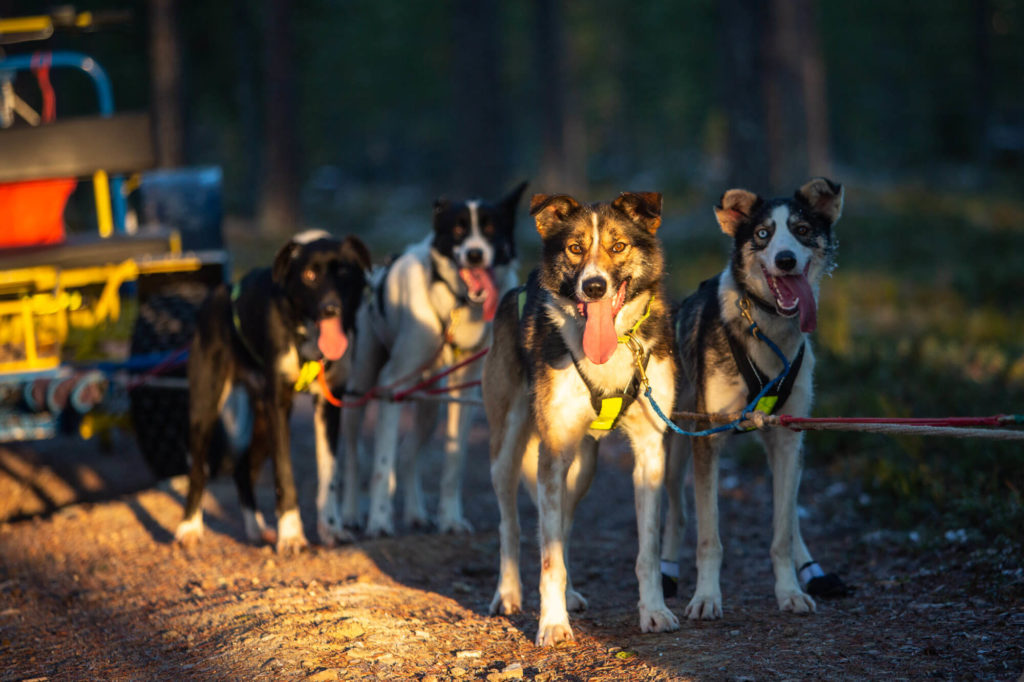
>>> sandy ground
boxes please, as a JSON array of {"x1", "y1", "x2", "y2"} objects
[{"x1": 1, "y1": 397, "x2": 1022, "y2": 681}]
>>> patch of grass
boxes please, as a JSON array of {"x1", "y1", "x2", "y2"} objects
[{"x1": 663, "y1": 183, "x2": 1024, "y2": 542}]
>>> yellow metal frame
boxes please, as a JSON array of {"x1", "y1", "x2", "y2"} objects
[
  {"x1": 0, "y1": 12, "x2": 95, "y2": 37},
  {"x1": 0, "y1": 253, "x2": 203, "y2": 375}
]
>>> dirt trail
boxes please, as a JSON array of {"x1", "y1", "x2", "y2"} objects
[{"x1": 1, "y1": 398, "x2": 1021, "y2": 681}]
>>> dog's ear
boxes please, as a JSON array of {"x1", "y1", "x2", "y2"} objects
[
  {"x1": 530, "y1": 193, "x2": 580, "y2": 238},
  {"x1": 612, "y1": 192, "x2": 662, "y2": 234},
  {"x1": 432, "y1": 197, "x2": 451, "y2": 230},
  {"x1": 272, "y1": 239, "x2": 300, "y2": 285},
  {"x1": 715, "y1": 189, "x2": 761, "y2": 236},
  {"x1": 339, "y1": 235, "x2": 372, "y2": 272},
  {"x1": 501, "y1": 180, "x2": 529, "y2": 213},
  {"x1": 796, "y1": 177, "x2": 844, "y2": 224}
]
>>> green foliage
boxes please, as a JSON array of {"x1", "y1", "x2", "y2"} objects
[{"x1": 662, "y1": 183, "x2": 1024, "y2": 542}]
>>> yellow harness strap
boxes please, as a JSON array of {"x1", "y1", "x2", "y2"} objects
[{"x1": 294, "y1": 360, "x2": 321, "y2": 392}]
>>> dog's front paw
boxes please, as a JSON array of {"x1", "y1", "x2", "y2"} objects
[
  {"x1": 684, "y1": 591, "x2": 722, "y2": 620},
  {"x1": 174, "y1": 514, "x2": 204, "y2": 550},
  {"x1": 317, "y1": 519, "x2": 355, "y2": 547},
  {"x1": 437, "y1": 514, "x2": 474, "y2": 535},
  {"x1": 489, "y1": 585, "x2": 523, "y2": 616},
  {"x1": 364, "y1": 515, "x2": 395, "y2": 539},
  {"x1": 777, "y1": 588, "x2": 816, "y2": 614},
  {"x1": 535, "y1": 618, "x2": 574, "y2": 647},
  {"x1": 565, "y1": 588, "x2": 588, "y2": 612},
  {"x1": 639, "y1": 602, "x2": 679, "y2": 633},
  {"x1": 275, "y1": 509, "x2": 308, "y2": 556}
]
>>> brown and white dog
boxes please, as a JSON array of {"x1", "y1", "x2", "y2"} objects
[
  {"x1": 483, "y1": 191, "x2": 679, "y2": 645},
  {"x1": 661, "y1": 178, "x2": 847, "y2": 619}
]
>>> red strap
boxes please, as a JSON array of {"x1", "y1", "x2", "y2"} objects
[
  {"x1": 31, "y1": 52, "x2": 56, "y2": 123},
  {"x1": 317, "y1": 360, "x2": 344, "y2": 407}
]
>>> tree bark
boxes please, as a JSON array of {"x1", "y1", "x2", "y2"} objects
[
  {"x1": 718, "y1": 0, "x2": 770, "y2": 191},
  {"x1": 148, "y1": 0, "x2": 184, "y2": 168},
  {"x1": 533, "y1": 0, "x2": 585, "y2": 194},
  {"x1": 451, "y1": 0, "x2": 504, "y2": 196},
  {"x1": 259, "y1": 0, "x2": 301, "y2": 234},
  {"x1": 763, "y1": 0, "x2": 830, "y2": 190}
]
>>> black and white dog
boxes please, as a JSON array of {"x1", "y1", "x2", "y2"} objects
[
  {"x1": 340, "y1": 182, "x2": 527, "y2": 538},
  {"x1": 484, "y1": 192, "x2": 679, "y2": 645},
  {"x1": 661, "y1": 178, "x2": 846, "y2": 618},
  {"x1": 176, "y1": 230, "x2": 371, "y2": 554}
]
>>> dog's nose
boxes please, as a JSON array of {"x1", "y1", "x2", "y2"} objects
[
  {"x1": 465, "y1": 248, "x2": 484, "y2": 266},
  {"x1": 582, "y1": 276, "x2": 607, "y2": 300},
  {"x1": 775, "y1": 250, "x2": 797, "y2": 272},
  {"x1": 320, "y1": 303, "x2": 341, "y2": 318}
]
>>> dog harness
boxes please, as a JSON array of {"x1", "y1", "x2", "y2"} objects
[
  {"x1": 518, "y1": 288, "x2": 654, "y2": 431},
  {"x1": 230, "y1": 282, "x2": 322, "y2": 393},
  {"x1": 724, "y1": 297, "x2": 805, "y2": 430}
]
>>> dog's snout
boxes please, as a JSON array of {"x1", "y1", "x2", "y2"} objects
[
  {"x1": 775, "y1": 250, "x2": 797, "y2": 272},
  {"x1": 465, "y1": 248, "x2": 484, "y2": 266},
  {"x1": 582, "y1": 276, "x2": 607, "y2": 300},
  {"x1": 320, "y1": 302, "x2": 341, "y2": 319}
]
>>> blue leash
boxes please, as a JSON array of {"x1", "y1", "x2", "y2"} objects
[{"x1": 644, "y1": 321, "x2": 793, "y2": 438}]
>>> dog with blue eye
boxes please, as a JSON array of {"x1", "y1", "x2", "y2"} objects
[{"x1": 661, "y1": 178, "x2": 850, "y2": 620}]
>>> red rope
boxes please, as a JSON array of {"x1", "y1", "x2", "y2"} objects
[
  {"x1": 126, "y1": 345, "x2": 190, "y2": 389},
  {"x1": 390, "y1": 347, "x2": 489, "y2": 402},
  {"x1": 318, "y1": 346, "x2": 490, "y2": 408},
  {"x1": 31, "y1": 52, "x2": 56, "y2": 123},
  {"x1": 419, "y1": 380, "x2": 481, "y2": 396},
  {"x1": 776, "y1": 414, "x2": 1011, "y2": 429}
]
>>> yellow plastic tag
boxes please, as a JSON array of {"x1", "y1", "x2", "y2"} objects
[
  {"x1": 294, "y1": 360, "x2": 321, "y2": 392},
  {"x1": 738, "y1": 395, "x2": 778, "y2": 431},
  {"x1": 590, "y1": 396, "x2": 623, "y2": 430}
]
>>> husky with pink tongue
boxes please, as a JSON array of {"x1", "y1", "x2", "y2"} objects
[
  {"x1": 340, "y1": 182, "x2": 527, "y2": 539},
  {"x1": 482, "y1": 191, "x2": 679, "y2": 646},
  {"x1": 661, "y1": 178, "x2": 850, "y2": 623}
]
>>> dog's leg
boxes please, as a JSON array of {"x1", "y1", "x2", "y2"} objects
[
  {"x1": 175, "y1": 414, "x2": 214, "y2": 548},
  {"x1": 266, "y1": 392, "x2": 307, "y2": 555},
  {"x1": 626, "y1": 418, "x2": 681, "y2": 634},
  {"x1": 660, "y1": 429, "x2": 691, "y2": 598},
  {"x1": 340, "y1": 402, "x2": 366, "y2": 529},
  {"x1": 488, "y1": 393, "x2": 532, "y2": 616},
  {"x1": 437, "y1": 367, "x2": 475, "y2": 533},
  {"x1": 365, "y1": 398, "x2": 404, "y2": 538},
  {"x1": 235, "y1": 409, "x2": 275, "y2": 545},
  {"x1": 686, "y1": 432, "x2": 727, "y2": 620},
  {"x1": 536, "y1": 444, "x2": 574, "y2": 646},
  {"x1": 762, "y1": 427, "x2": 816, "y2": 614},
  {"x1": 339, "y1": 329, "x2": 386, "y2": 530},
  {"x1": 175, "y1": 357, "x2": 226, "y2": 549},
  {"x1": 562, "y1": 437, "x2": 598, "y2": 612},
  {"x1": 314, "y1": 398, "x2": 351, "y2": 546},
  {"x1": 399, "y1": 399, "x2": 440, "y2": 530}
]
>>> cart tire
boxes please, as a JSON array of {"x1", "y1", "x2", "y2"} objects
[{"x1": 129, "y1": 281, "x2": 209, "y2": 479}]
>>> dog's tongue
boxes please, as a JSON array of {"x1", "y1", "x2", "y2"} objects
[
  {"x1": 459, "y1": 267, "x2": 499, "y2": 321},
  {"x1": 582, "y1": 298, "x2": 618, "y2": 365},
  {"x1": 317, "y1": 317, "x2": 348, "y2": 360},
  {"x1": 775, "y1": 274, "x2": 817, "y2": 333}
]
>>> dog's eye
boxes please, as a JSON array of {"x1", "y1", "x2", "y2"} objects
[
  {"x1": 794, "y1": 224, "x2": 810, "y2": 236},
  {"x1": 756, "y1": 228, "x2": 770, "y2": 240},
  {"x1": 610, "y1": 241, "x2": 627, "y2": 254},
  {"x1": 302, "y1": 268, "x2": 317, "y2": 284},
  {"x1": 453, "y1": 225, "x2": 466, "y2": 238},
  {"x1": 567, "y1": 243, "x2": 584, "y2": 255}
]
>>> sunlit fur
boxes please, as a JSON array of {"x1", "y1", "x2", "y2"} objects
[
  {"x1": 340, "y1": 182, "x2": 527, "y2": 538},
  {"x1": 663, "y1": 177, "x2": 844, "y2": 620},
  {"x1": 483, "y1": 191, "x2": 680, "y2": 646}
]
